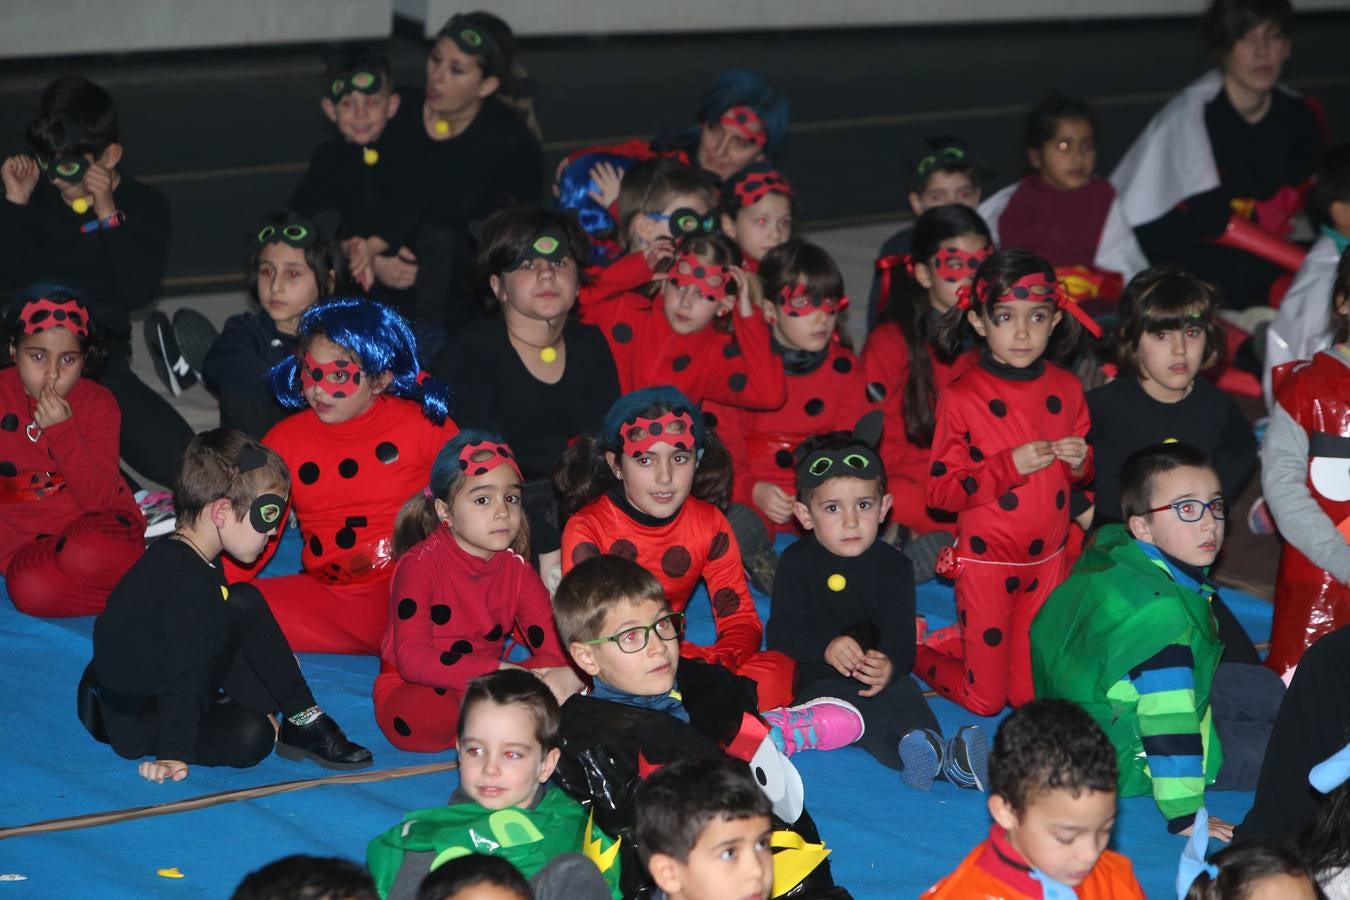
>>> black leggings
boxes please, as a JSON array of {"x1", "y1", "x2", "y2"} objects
[{"x1": 95, "y1": 341, "x2": 195, "y2": 487}]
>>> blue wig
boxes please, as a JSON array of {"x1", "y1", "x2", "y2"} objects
[
  {"x1": 696, "y1": 70, "x2": 789, "y2": 160},
  {"x1": 427, "y1": 428, "x2": 510, "y2": 499},
  {"x1": 267, "y1": 296, "x2": 452, "y2": 425},
  {"x1": 555, "y1": 151, "x2": 637, "y2": 238},
  {"x1": 599, "y1": 385, "x2": 705, "y2": 453}
]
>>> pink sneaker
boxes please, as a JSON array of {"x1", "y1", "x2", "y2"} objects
[{"x1": 763, "y1": 697, "x2": 865, "y2": 756}]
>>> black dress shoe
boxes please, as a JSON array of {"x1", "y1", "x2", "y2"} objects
[{"x1": 276, "y1": 714, "x2": 374, "y2": 770}]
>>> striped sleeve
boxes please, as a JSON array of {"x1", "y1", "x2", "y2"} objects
[{"x1": 1126, "y1": 643, "x2": 1205, "y2": 832}]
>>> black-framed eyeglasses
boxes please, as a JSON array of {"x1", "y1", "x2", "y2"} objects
[
  {"x1": 583, "y1": 612, "x2": 685, "y2": 654},
  {"x1": 1147, "y1": 498, "x2": 1228, "y2": 523}
]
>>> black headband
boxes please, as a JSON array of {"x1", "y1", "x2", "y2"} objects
[
  {"x1": 238, "y1": 446, "x2": 269, "y2": 473},
  {"x1": 439, "y1": 15, "x2": 497, "y2": 61},
  {"x1": 329, "y1": 68, "x2": 386, "y2": 100},
  {"x1": 795, "y1": 411, "x2": 885, "y2": 489},
  {"x1": 510, "y1": 228, "x2": 571, "y2": 269},
  {"x1": 255, "y1": 210, "x2": 339, "y2": 249}
]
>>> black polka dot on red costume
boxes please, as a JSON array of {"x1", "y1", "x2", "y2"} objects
[
  {"x1": 398, "y1": 598, "x2": 417, "y2": 619},
  {"x1": 393, "y1": 717, "x2": 412, "y2": 737},
  {"x1": 1046, "y1": 395, "x2": 1063, "y2": 414},
  {"x1": 612, "y1": 323, "x2": 634, "y2": 344},
  {"x1": 338, "y1": 458, "x2": 359, "y2": 478},
  {"x1": 115, "y1": 514, "x2": 132, "y2": 527},
  {"x1": 1005, "y1": 576, "x2": 1020, "y2": 593},
  {"x1": 723, "y1": 343, "x2": 741, "y2": 359},
  {"x1": 1025, "y1": 578, "x2": 1039, "y2": 594},
  {"x1": 982, "y1": 628, "x2": 1003, "y2": 646},
  {"x1": 434, "y1": 688, "x2": 447, "y2": 696},
  {"x1": 1055, "y1": 490, "x2": 1066, "y2": 510},
  {"x1": 335, "y1": 528, "x2": 356, "y2": 549},
  {"x1": 728, "y1": 373, "x2": 748, "y2": 392},
  {"x1": 927, "y1": 665, "x2": 937, "y2": 679},
  {"x1": 703, "y1": 411, "x2": 719, "y2": 429},
  {"x1": 0, "y1": 413, "x2": 17, "y2": 432},
  {"x1": 298, "y1": 462, "x2": 320, "y2": 484},
  {"x1": 672, "y1": 355, "x2": 691, "y2": 371},
  {"x1": 775, "y1": 449, "x2": 795, "y2": 469},
  {"x1": 959, "y1": 609, "x2": 968, "y2": 626},
  {"x1": 804, "y1": 398, "x2": 825, "y2": 416},
  {"x1": 451, "y1": 640, "x2": 473, "y2": 654},
  {"x1": 961, "y1": 476, "x2": 978, "y2": 495},
  {"x1": 998, "y1": 491, "x2": 1019, "y2": 511},
  {"x1": 375, "y1": 441, "x2": 399, "y2": 464},
  {"x1": 1028, "y1": 538, "x2": 1045, "y2": 556},
  {"x1": 609, "y1": 539, "x2": 638, "y2": 561},
  {"x1": 833, "y1": 357, "x2": 853, "y2": 374},
  {"x1": 867, "y1": 382, "x2": 887, "y2": 402},
  {"x1": 440, "y1": 650, "x2": 462, "y2": 665},
  {"x1": 709, "y1": 531, "x2": 731, "y2": 560},
  {"x1": 309, "y1": 535, "x2": 323, "y2": 555},
  {"x1": 527, "y1": 625, "x2": 546, "y2": 648},
  {"x1": 662, "y1": 546, "x2": 692, "y2": 578},
  {"x1": 485, "y1": 624, "x2": 503, "y2": 641},
  {"x1": 572, "y1": 542, "x2": 601, "y2": 565},
  {"x1": 969, "y1": 446, "x2": 984, "y2": 462},
  {"x1": 988, "y1": 399, "x2": 1007, "y2": 417},
  {"x1": 54, "y1": 537, "x2": 66, "y2": 552},
  {"x1": 431, "y1": 604, "x2": 451, "y2": 625},
  {"x1": 967, "y1": 670, "x2": 976, "y2": 683},
  {"x1": 712, "y1": 588, "x2": 740, "y2": 618},
  {"x1": 0, "y1": 461, "x2": 16, "y2": 477},
  {"x1": 969, "y1": 536, "x2": 987, "y2": 554}
]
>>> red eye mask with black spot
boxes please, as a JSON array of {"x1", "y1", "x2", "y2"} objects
[
  {"x1": 458, "y1": 440, "x2": 522, "y2": 480},
  {"x1": 733, "y1": 170, "x2": 793, "y2": 208},
  {"x1": 301, "y1": 353, "x2": 363, "y2": 398},
  {"x1": 958, "y1": 272, "x2": 1103, "y2": 338},
  {"x1": 621, "y1": 411, "x2": 697, "y2": 458},
  {"x1": 930, "y1": 245, "x2": 993, "y2": 283},
  {"x1": 777, "y1": 283, "x2": 849, "y2": 318},
  {"x1": 719, "y1": 105, "x2": 767, "y2": 148},
  {"x1": 18, "y1": 297, "x2": 90, "y2": 337},
  {"x1": 666, "y1": 252, "x2": 736, "y2": 302}
]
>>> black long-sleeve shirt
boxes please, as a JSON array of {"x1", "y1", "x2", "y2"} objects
[
  {"x1": 0, "y1": 173, "x2": 170, "y2": 340},
  {"x1": 289, "y1": 134, "x2": 400, "y2": 239},
  {"x1": 202, "y1": 310, "x2": 299, "y2": 437}
]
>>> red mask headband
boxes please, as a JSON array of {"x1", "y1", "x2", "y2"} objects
[
  {"x1": 930, "y1": 245, "x2": 993, "y2": 283},
  {"x1": 732, "y1": 169, "x2": 793, "y2": 208},
  {"x1": 300, "y1": 352, "x2": 363, "y2": 398},
  {"x1": 957, "y1": 272, "x2": 1102, "y2": 338},
  {"x1": 718, "y1": 105, "x2": 767, "y2": 148},
  {"x1": 18, "y1": 298, "x2": 90, "y2": 338},
  {"x1": 666, "y1": 252, "x2": 735, "y2": 302},
  {"x1": 457, "y1": 440, "x2": 522, "y2": 480},
  {"x1": 777, "y1": 283, "x2": 849, "y2": 317},
  {"x1": 621, "y1": 410, "x2": 697, "y2": 458}
]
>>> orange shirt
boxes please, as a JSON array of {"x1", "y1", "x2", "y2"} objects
[{"x1": 923, "y1": 826, "x2": 1144, "y2": 900}]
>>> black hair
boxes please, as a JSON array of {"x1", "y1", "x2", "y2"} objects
[
  {"x1": 1024, "y1": 95, "x2": 1099, "y2": 151},
  {"x1": 457, "y1": 668, "x2": 560, "y2": 751},
  {"x1": 615, "y1": 157, "x2": 719, "y2": 252},
  {"x1": 695, "y1": 70, "x2": 789, "y2": 160},
  {"x1": 417, "y1": 854, "x2": 532, "y2": 900},
  {"x1": 26, "y1": 75, "x2": 119, "y2": 161},
  {"x1": 321, "y1": 44, "x2": 393, "y2": 97},
  {"x1": 1185, "y1": 843, "x2": 1323, "y2": 900},
  {"x1": 478, "y1": 205, "x2": 592, "y2": 281},
  {"x1": 247, "y1": 212, "x2": 352, "y2": 306},
  {"x1": 758, "y1": 238, "x2": 849, "y2": 346},
  {"x1": 635, "y1": 755, "x2": 772, "y2": 865},
  {"x1": 1299, "y1": 772, "x2": 1350, "y2": 886},
  {"x1": 989, "y1": 699, "x2": 1118, "y2": 814},
  {"x1": 1332, "y1": 247, "x2": 1350, "y2": 346},
  {"x1": 933, "y1": 249, "x2": 1079, "y2": 358},
  {"x1": 1119, "y1": 442, "x2": 1217, "y2": 522},
  {"x1": 793, "y1": 430, "x2": 887, "y2": 502},
  {"x1": 909, "y1": 136, "x2": 981, "y2": 196},
  {"x1": 231, "y1": 854, "x2": 377, "y2": 900},
  {"x1": 1312, "y1": 143, "x2": 1350, "y2": 226},
  {"x1": 882, "y1": 205, "x2": 992, "y2": 446},
  {"x1": 434, "y1": 10, "x2": 538, "y2": 137},
  {"x1": 2, "y1": 283, "x2": 105, "y2": 378},
  {"x1": 553, "y1": 554, "x2": 668, "y2": 647},
  {"x1": 719, "y1": 163, "x2": 796, "y2": 222},
  {"x1": 1114, "y1": 266, "x2": 1226, "y2": 378},
  {"x1": 1202, "y1": 0, "x2": 1293, "y2": 55}
]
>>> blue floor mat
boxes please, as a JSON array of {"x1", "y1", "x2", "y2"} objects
[{"x1": 0, "y1": 527, "x2": 1272, "y2": 897}]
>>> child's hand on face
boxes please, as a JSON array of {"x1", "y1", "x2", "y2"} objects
[
  {"x1": 752, "y1": 481, "x2": 795, "y2": 524},
  {"x1": 533, "y1": 665, "x2": 584, "y2": 704},
  {"x1": 82, "y1": 162, "x2": 117, "y2": 219},
  {"x1": 1012, "y1": 440, "x2": 1057, "y2": 476},
  {"x1": 33, "y1": 375, "x2": 73, "y2": 429},
  {"x1": 1179, "y1": 813, "x2": 1234, "y2": 842},
  {"x1": 825, "y1": 635, "x2": 865, "y2": 678},
  {"x1": 138, "y1": 759, "x2": 189, "y2": 783},
  {"x1": 2, "y1": 155, "x2": 40, "y2": 204},
  {"x1": 373, "y1": 247, "x2": 418, "y2": 290},
  {"x1": 1051, "y1": 436, "x2": 1089, "y2": 473},
  {"x1": 643, "y1": 238, "x2": 675, "y2": 271},
  {"x1": 586, "y1": 161, "x2": 623, "y2": 210},
  {"x1": 854, "y1": 650, "x2": 894, "y2": 697}
]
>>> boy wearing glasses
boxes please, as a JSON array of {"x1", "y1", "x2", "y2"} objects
[{"x1": 1031, "y1": 442, "x2": 1285, "y2": 837}]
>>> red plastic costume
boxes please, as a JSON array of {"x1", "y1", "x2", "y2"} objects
[
  {"x1": 224, "y1": 396, "x2": 459, "y2": 655},
  {"x1": 923, "y1": 826, "x2": 1144, "y2": 899},
  {"x1": 861, "y1": 323, "x2": 973, "y2": 535},
  {"x1": 0, "y1": 368, "x2": 144, "y2": 617},
  {"x1": 375, "y1": 527, "x2": 569, "y2": 752},
  {"x1": 562, "y1": 493, "x2": 796, "y2": 710},
  {"x1": 709, "y1": 338, "x2": 875, "y2": 533},
  {"x1": 575, "y1": 281, "x2": 787, "y2": 411},
  {"x1": 915, "y1": 359, "x2": 1092, "y2": 715},
  {"x1": 1266, "y1": 353, "x2": 1350, "y2": 674}
]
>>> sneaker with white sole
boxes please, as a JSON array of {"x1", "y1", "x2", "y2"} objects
[
  {"x1": 762, "y1": 696, "x2": 865, "y2": 756},
  {"x1": 898, "y1": 728, "x2": 943, "y2": 791},
  {"x1": 942, "y1": 724, "x2": 990, "y2": 791}
]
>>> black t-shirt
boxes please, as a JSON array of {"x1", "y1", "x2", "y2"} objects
[{"x1": 1086, "y1": 376, "x2": 1258, "y2": 524}]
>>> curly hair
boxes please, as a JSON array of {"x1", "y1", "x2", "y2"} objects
[{"x1": 989, "y1": 699, "x2": 1118, "y2": 813}]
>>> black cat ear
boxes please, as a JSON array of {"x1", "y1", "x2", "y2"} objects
[{"x1": 853, "y1": 410, "x2": 884, "y2": 449}]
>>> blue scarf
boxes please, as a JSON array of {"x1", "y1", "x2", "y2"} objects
[
  {"x1": 589, "y1": 678, "x2": 690, "y2": 723},
  {"x1": 1136, "y1": 540, "x2": 1215, "y2": 598},
  {"x1": 1322, "y1": 224, "x2": 1350, "y2": 255}
]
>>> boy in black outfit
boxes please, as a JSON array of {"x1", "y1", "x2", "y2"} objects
[
  {"x1": 767, "y1": 413, "x2": 989, "y2": 791},
  {"x1": 79, "y1": 428, "x2": 372, "y2": 782},
  {"x1": 1, "y1": 75, "x2": 191, "y2": 487}
]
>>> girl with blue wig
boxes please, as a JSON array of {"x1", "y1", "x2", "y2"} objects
[
  {"x1": 554, "y1": 385, "x2": 798, "y2": 711},
  {"x1": 221, "y1": 297, "x2": 460, "y2": 658}
]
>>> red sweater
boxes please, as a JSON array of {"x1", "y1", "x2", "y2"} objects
[
  {"x1": 0, "y1": 368, "x2": 142, "y2": 570},
  {"x1": 382, "y1": 526, "x2": 568, "y2": 689},
  {"x1": 928, "y1": 358, "x2": 1092, "y2": 561},
  {"x1": 562, "y1": 493, "x2": 762, "y2": 669},
  {"x1": 225, "y1": 396, "x2": 459, "y2": 583}
]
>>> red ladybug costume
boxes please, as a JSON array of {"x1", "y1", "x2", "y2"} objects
[
  {"x1": 562, "y1": 493, "x2": 796, "y2": 710},
  {"x1": 375, "y1": 526, "x2": 569, "y2": 752},
  {"x1": 915, "y1": 356, "x2": 1092, "y2": 715},
  {"x1": 1265, "y1": 351, "x2": 1350, "y2": 674},
  {"x1": 0, "y1": 367, "x2": 144, "y2": 617},
  {"x1": 224, "y1": 395, "x2": 459, "y2": 655}
]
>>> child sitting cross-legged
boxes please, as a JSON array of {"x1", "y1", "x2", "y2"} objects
[
  {"x1": 766, "y1": 412, "x2": 989, "y2": 790},
  {"x1": 367, "y1": 669, "x2": 620, "y2": 900},
  {"x1": 924, "y1": 699, "x2": 1145, "y2": 898}
]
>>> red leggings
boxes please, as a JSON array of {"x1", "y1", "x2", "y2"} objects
[
  {"x1": 915, "y1": 550, "x2": 1070, "y2": 716},
  {"x1": 373, "y1": 665, "x2": 462, "y2": 753},
  {"x1": 887, "y1": 474, "x2": 958, "y2": 537},
  {"x1": 251, "y1": 572, "x2": 390, "y2": 655},
  {"x1": 6, "y1": 512, "x2": 143, "y2": 617}
]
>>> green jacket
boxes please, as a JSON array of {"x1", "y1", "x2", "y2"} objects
[
  {"x1": 367, "y1": 784, "x2": 622, "y2": 900},
  {"x1": 1030, "y1": 525, "x2": 1224, "y2": 801}
]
